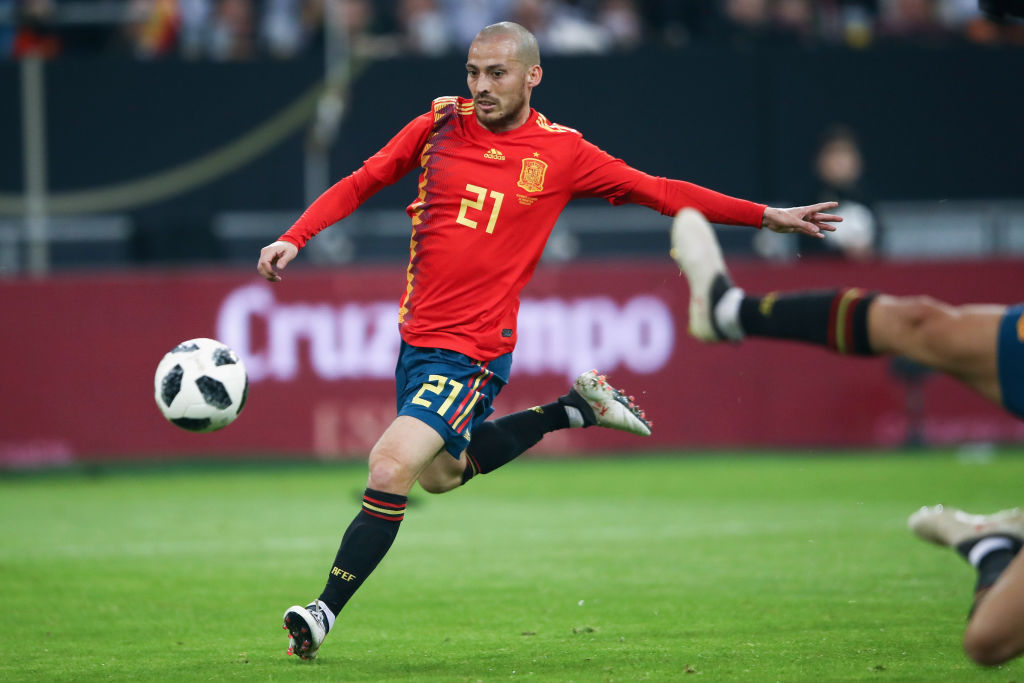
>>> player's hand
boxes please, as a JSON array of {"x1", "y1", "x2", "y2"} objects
[
  {"x1": 256, "y1": 240, "x2": 299, "y2": 283},
  {"x1": 762, "y1": 202, "x2": 842, "y2": 238}
]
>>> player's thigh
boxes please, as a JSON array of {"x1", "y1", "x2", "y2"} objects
[
  {"x1": 869, "y1": 296, "x2": 1001, "y2": 372},
  {"x1": 965, "y1": 550, "x2": 1024, "y2": 665},
  {"x1": 367, "y1": 415, "x2": 447, "y2": 494}
]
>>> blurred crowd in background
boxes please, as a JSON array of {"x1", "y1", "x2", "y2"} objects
[{"x1": 2, "y1": 0, "x2": 1023, "y2": 61}]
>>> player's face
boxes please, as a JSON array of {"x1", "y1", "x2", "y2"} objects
[{"x1": 466, "y1": 37, "x2": 534, "y2": 133}]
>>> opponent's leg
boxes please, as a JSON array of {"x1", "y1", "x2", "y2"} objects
[
  {"x1": 731, "y1": 294, "x2": 1004, "y2": 404},
  {"x1": 418, "y1": 369, "x2": 652, "y2": 492},
  {"x1": 964, "y1": 549, "x2": 1024, "y2": 665},
  {"x1": 670, "y1": 207, "x2": 1007, "y2": 405},
  {"x1": 866, "y1": 297, "x2": 1003, "y2": 403},
  {"x1": 672, "y1": 208, "x2": 878, "y2": 351},
  {"x1": 670, "y1": 207, "x2": 742, "y2": 342},
  {"x1": 284, "y1": 416, "x2": 444, "y2": 659},
  {"x1": 909, "y1": 505, "x2": 1024, "y2": 665}
]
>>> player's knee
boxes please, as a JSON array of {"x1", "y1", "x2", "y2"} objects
[
  {"x1": 914, "y1": 301, "x2": 981, "y2": 365},
  {"x1": 884, "y1": 295, "x2": 948, "y2": 325},
  {"x1": 964, "y1": 619, "x2": 1021, "y2": 666},
  {"x1": 367, "y1": 455, "x2": 414, "y2": 492},
  {"x1": 877, "y1": 295, "x2": 958, "y2": 355}
]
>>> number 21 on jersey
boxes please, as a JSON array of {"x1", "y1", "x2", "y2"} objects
[{"x1": 456, "y1": 184, "x2": 504, "y2": 234}]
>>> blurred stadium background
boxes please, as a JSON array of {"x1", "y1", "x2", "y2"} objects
[{"x1": 1, "y1": 0, "x2": 1023, "y2": 468}]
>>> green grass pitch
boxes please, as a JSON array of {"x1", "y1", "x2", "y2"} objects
[{"x1": 3, "y1": 448, "x2": 1024, "y2": 681}]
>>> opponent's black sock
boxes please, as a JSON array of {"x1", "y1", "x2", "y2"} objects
[
  {"x1": 319, "y1": 488, "x2": 407, "y2": 617},
  {"x1": 956, "y1": 535, "x2": 1023, "y2": 596},
  {"x1": 738, "y1": 288, "x2": 878, "y2": 355},
  {"x1": 707, "y1": 273, "x2": 735, "y2": 340},
  {"x1": 462, "y1": 402, "x2": 571, "y2": 483}
]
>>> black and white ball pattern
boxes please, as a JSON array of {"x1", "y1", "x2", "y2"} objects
[{"x1": 154, "y1": 338, "x2": 249, "y2": 433}]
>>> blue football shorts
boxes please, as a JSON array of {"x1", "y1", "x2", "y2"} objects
[
  {"x1": 998, "y1": 304, "x2": 1024, "y2": 420},
  {"x1": 395, "y1": 341, "x2": 512, "y2": 457}
]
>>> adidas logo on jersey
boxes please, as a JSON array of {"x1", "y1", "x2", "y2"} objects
[{"x1": 484, "y1": 148, "x2": 506, "y2": 160}]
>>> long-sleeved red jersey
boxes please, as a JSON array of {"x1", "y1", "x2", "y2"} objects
[{"x1": 279, "y1": 96, "x2": 766, "y2": 361}]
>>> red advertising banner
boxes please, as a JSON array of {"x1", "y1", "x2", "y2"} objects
[{"x1": 1, "y1": 258, "x2": 1022, "y2": 467}]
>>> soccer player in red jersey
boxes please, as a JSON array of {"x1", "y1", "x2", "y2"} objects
[{"x1": 257, "y1": 22, "x2": 840, "y2": 660}]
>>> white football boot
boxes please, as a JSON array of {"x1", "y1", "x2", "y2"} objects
[
  {"x1": 669, "y1": 207, "x2": 742, "y2": 342},
  {"x1": 571, "y1": 369, "x2": 651, "y2": 437},
  {"x1": 283, "y1": 602, "x2": 330, "y2": 660},
  {"x1": 908, "y1": 505, "x2": 1024, "y2": 547}
]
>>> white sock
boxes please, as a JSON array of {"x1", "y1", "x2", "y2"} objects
[
  {"x1": 968, "y1": 536, "x2": 1015, "y2": 568},
  {"x1": 315, "y1": 599, "x2": 336, "y2": 632},
  {"x1": 714, "y1": 287, "x2": 745, "y2": 341},
  {"x1": 565, "y1": 405, "x2": 584, "y2": 428}
]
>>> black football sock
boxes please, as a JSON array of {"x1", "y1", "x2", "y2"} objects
[
  {"x1": 739, "y1": 288, "x2": 878, "y2": 355},
  {"x1": 319, "y1": 488, "x2": 407, "y2": 617},
  {"x1": 956, "y1": 535, "x2": 1023, "y2": 596},
  {"x1": 462, "y1": 402, "x2": 571, "y2": 483},
  {"x1": 707, "y1": 273, "x2": 736, "y2": 340}
]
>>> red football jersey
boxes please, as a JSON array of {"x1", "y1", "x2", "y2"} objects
[{"x1": 280, "y1": 96, "x2": 766, "y2": 360}]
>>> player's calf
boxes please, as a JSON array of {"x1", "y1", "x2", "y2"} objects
[{"x1": 460, "y1": 370, "x2": 651, "y2": 485}]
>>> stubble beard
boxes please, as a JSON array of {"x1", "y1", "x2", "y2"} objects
[{"x1": 475, "y1": 94, "x2": 527, "y2": 132}]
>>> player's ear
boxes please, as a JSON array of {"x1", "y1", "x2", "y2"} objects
[{"x1": 527, "y1": 65, "x2": 542, "y2": 88}]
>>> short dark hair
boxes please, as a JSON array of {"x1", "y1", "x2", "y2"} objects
[{"x1": 474, "y1": 22, "x2": 541, "y2": 67}]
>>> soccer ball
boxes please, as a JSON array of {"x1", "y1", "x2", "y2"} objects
[{"x1": 154, "y1": 338, "x2": 248, "y2": 432}]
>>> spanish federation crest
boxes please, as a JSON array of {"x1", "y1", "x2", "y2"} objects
[{"x1": 517, "y1": 158, "x2": 548, "y2": 193}]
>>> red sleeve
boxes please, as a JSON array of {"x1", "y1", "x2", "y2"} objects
[
  {"x1": 279, "y1": 113, "x2": 434, "y2": 248},
  {"x1": 570, "y1": 138, "x2": 766, "y2": 228}
]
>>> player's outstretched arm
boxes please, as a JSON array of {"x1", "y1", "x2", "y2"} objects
[
  {"x1": 257, "y1": 240, "x2": 299, "y2": 283},
  {"x1": 762, "y1": 202, "x2": 842, "y2": 238}
]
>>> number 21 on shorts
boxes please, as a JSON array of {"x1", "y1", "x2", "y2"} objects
[{"x1": 411, "y1": 374, "x2": 465, "y2": 418}]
